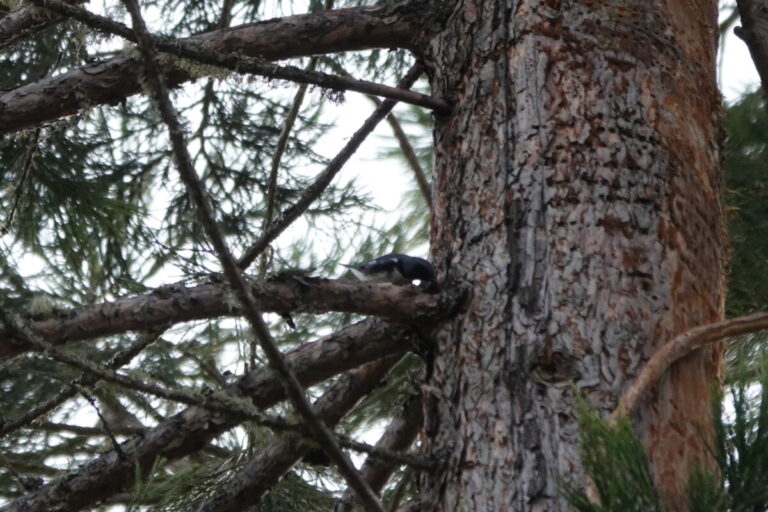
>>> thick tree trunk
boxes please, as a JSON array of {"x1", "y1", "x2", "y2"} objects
[{"x1": 422, "y1": 1, "x2": 724, "y2": 510}]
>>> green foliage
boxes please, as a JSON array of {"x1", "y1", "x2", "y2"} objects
[
  {"x1": 724, "y1": 90, "x2": 768, "y2": 317},
  {"x1": 562, "y1": 400, "x2": 666, "y2": 512},
  {"x1": 0, "y1": 0, "x2": 431, "y2": 508},
  {"x1": 712, "y1": 360, "x2": 768, "y2": 511},
  {"x1": 565, "y1": 355, "x2": 768, "y2": 512}
]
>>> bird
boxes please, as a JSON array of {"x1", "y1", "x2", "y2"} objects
[{"x1": 342, "y1": 253, "x2": 437, "y2": 285}]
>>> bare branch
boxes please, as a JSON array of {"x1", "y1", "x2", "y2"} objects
[
  {"x1": 323, "y1": 58, "x2": 432, "y2": 208},
  {"x1": 197, "y1": 357, "x2": 397, "y2": 512},
  {"x1": 0, "y1": 277, "x2": 454, "y2": 359},
  {"x1": 2, "y1": 318, "x2": 413, "y2": 512},
  {"x1": 0, "y1": 1, "x2": 434, "y2": 135},
  {"x1": 237, "y1": 64, "x2": 424, "y2": 270},
  {"x1": 735, "y1": 0, "x2": 768, "y2": 95},
  {"x1": 613, "y1": 310, "x2": 768, "y2": 421}
]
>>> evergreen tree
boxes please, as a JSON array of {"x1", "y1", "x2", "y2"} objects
[{"x1": 0, "y1": 0, "x2": 766, "y2": 511}]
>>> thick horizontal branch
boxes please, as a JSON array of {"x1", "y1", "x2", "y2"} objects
[
  {"x1": 3, "y1": 318, "x2": 413, "y2": 512},
  {"x1": 0, "y1": 277, "x2": 454, "y2": 359},
  {"x1": 0, "y1": 2, "x2": 426, "y2": 134},
  {"x1": 613, "y1": 310, "x2": 768, "y2": 421}
]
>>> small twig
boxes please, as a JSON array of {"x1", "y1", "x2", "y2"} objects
[
  {"x1": 122, "y1": 0, "x2": 385, "y2": 507},
  {"x1": 77, "y1": 387, "x2": 125, "y2": 459},
  {"x1": 323, "y1": 58, "x2": 432, "y2": 208},
  {"x1": 237, "y1": 64, "x2": 424, "y2": 270},
  {"x1": 24, "y1": 0, "x2": 450, "y2": 113},
  {"x1": 612, "y1": 310, "x2": 768, "y2": 422}
]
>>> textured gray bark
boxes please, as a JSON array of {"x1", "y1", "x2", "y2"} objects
[
  {"x1": 1, "y1": 319, "x2": 413, "y2": 512},
  {"x1": 421, "y1": 1, "x2": 724, "y2": 510}
]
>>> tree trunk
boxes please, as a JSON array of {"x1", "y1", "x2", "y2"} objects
[{"x1": 422, "y1": 1, "x2": 724, "y2": 510}]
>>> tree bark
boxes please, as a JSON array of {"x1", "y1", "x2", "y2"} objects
[{"x1": 422, "y1": 1, "x2": 724, "y2": 510}]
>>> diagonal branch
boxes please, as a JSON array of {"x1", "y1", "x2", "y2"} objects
[
  {"x1": 122, "y1": 0, "x2": 384, "y2": 507},
  {"x1": 612, "y1": 310, "x2": 768, "y2": 421},
  {"x1": 335, "y1": 394, "x2": 423, "y2": 512},
  {"x1": 237, "y1": 64, "x2": 424, "y2": 270},
  {"x1": 323, "y1": 58, "x2": 433, "y2": 208},
  {"x1": 2, "y1": 318, "x2": 413, "y2": 512},
  {"x1": 734, "y1": 0, "x2": 768, "y2": 95},
  {"x1": 0, "y1": 1, "x2": 439, "y2": 135},
  {"x1": 197, "y1": 357, "x2": 397, "y2": 512}
]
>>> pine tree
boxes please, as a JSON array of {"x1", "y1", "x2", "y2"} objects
[{"x1": 0, "y1": 0, "x2": 767, "y2": 511}]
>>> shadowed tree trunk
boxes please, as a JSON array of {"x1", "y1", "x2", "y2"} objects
[{"x1": 422, "y1": 1, "x2": 724, "y2": 510}]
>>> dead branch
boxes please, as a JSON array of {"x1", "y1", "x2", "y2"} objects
[{"x1": 0, "y1": 277, "x2": 450, "y2": 359}]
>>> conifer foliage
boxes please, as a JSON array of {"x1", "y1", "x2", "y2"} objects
[{"x1": 0, "y1": 0, "x2": 437, "y2": 510}]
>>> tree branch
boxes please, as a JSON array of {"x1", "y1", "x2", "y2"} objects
[
  {"x1": 0, "y1": 1, "x2": 434, "y2": 135},
  {"x1": 0, "y1": 331, "x2": 160, "y2": 436},
  {"x1": 2, "y1": 318, "x2": 413, "y2": 512},
  {"x1": 335, "y1": 394, "x2": 423, "y2": 512},
  {"x1": 237, "y1": 64, "x2": 424, "y2": 270},
  {"x1": 0, "y1": 276, "x2": 453, "y2": 359},
  {"x1": 197, "y1": 357, "x2": 397, "y2": 512},
  {"x1": 121, "y1": 0, "x2": 384, "y2": 505},
  {"x1": 735, "y1": 0, "x2": 768, "y2": 95},
  {"x1": 612, "y1": 310, "x2": 768, "y2": 421}
]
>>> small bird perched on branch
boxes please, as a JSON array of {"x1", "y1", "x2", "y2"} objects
[{"x1": 342, "y1": 253, "x2": 437, "y2": 285}]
